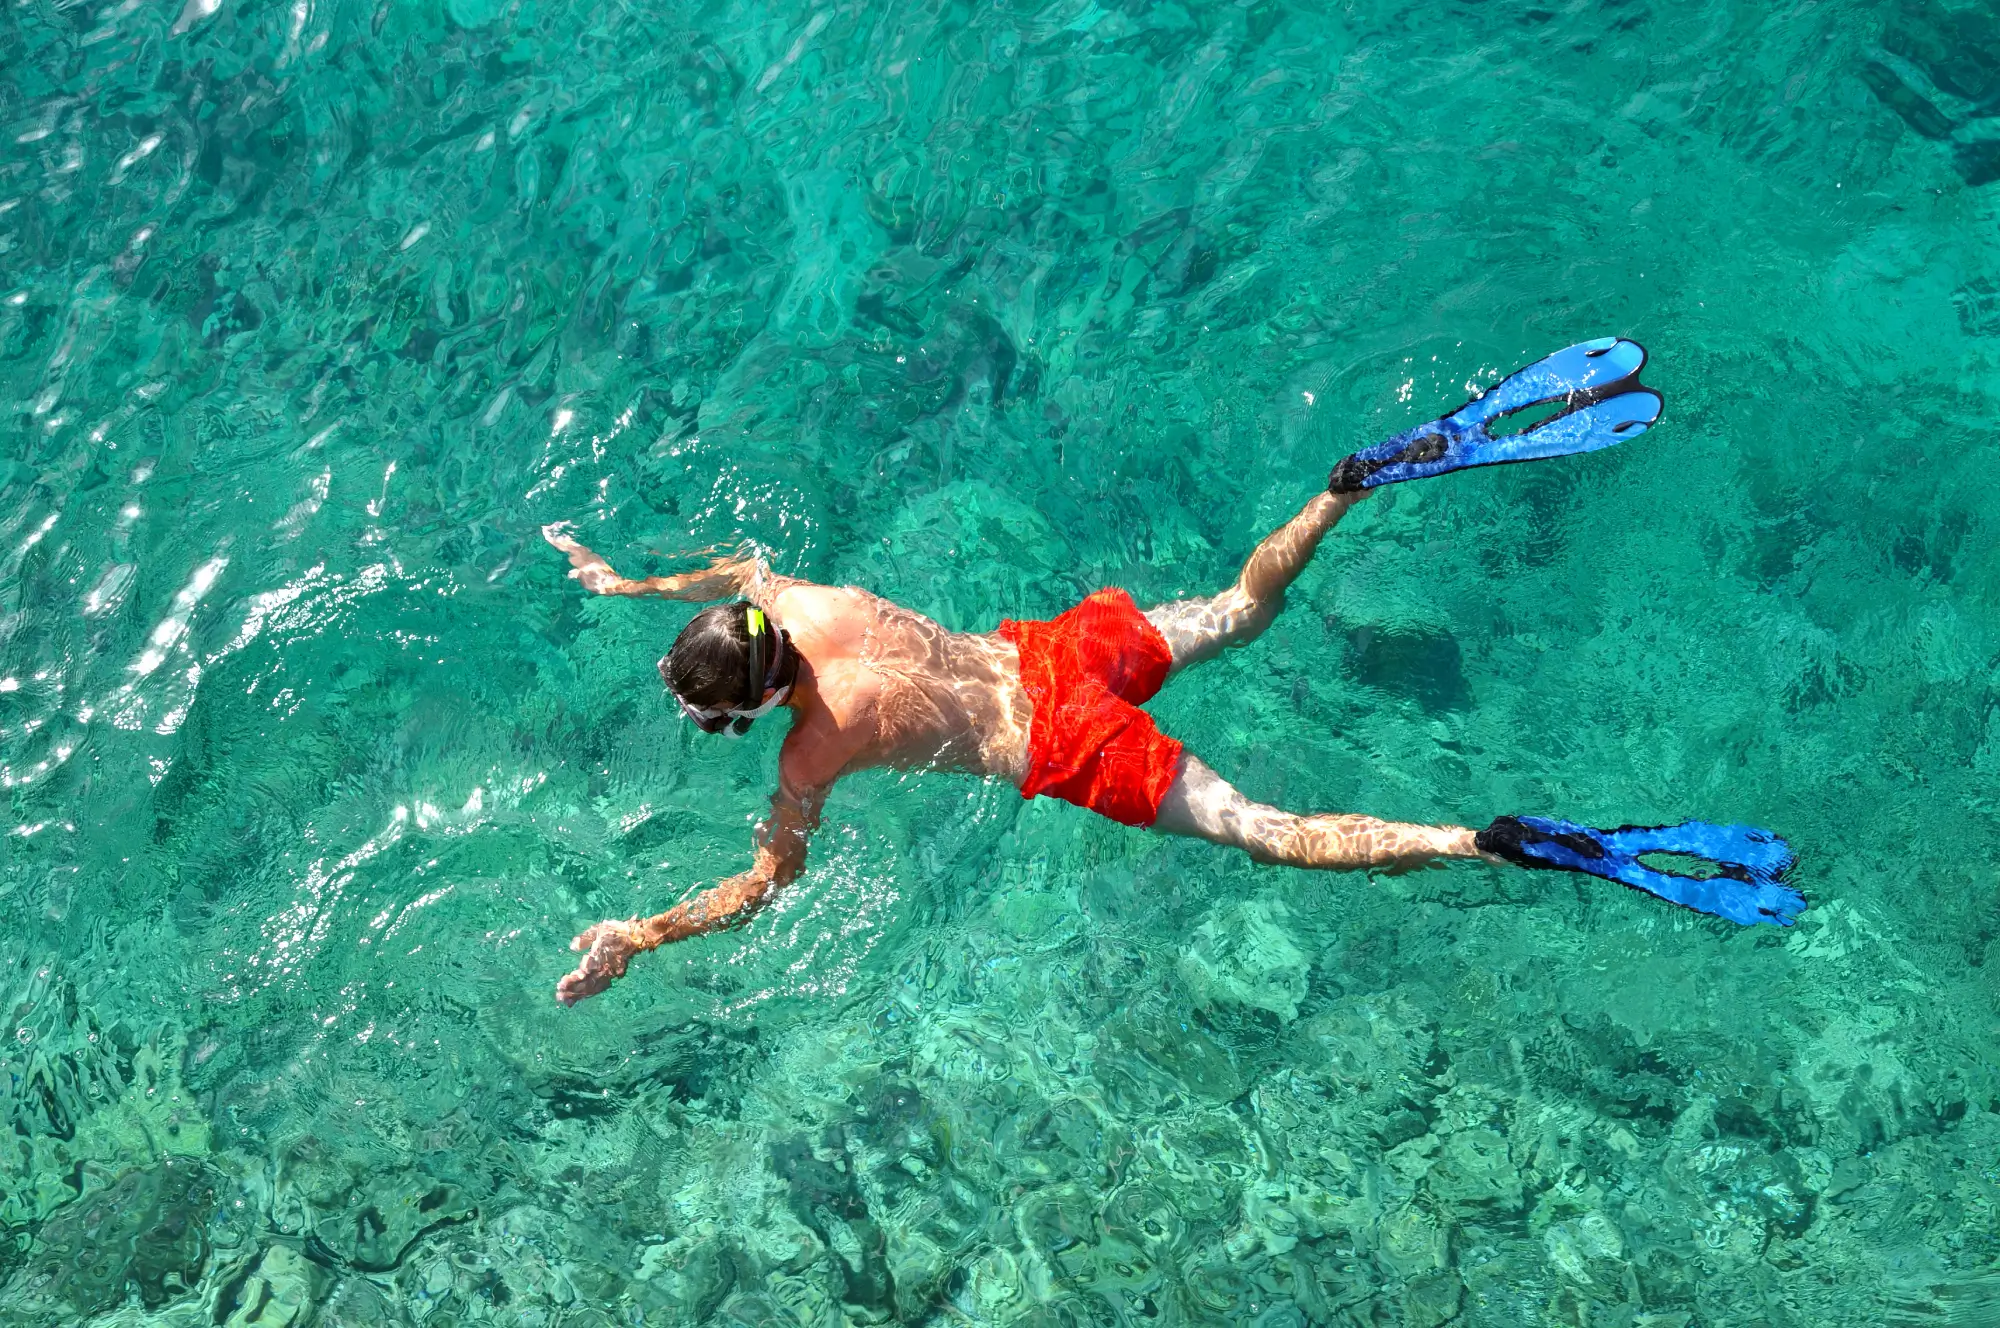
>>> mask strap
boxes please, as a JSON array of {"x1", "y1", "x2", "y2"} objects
[{"x1": 744, "y1": 606, "x2": 767, "y2": 709}]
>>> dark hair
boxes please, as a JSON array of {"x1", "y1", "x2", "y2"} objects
[{"x1": 662, "y1": 603, "x2": 760, "y2": 710}]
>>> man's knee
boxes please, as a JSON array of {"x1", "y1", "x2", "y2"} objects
[{"x1": 1220, "y1": 584, "x2": 1282, "y2": 643}]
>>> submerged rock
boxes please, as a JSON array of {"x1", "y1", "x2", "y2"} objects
[
  {"x1": 318, "y1": 1275, "x2": 413, "y2": 1328},
  {"x1": 963, "y1": 1245, "x2": 1025, "y2": 1316},
  {"x1": 217, "y1": 1244, "x2": 327, "y2": 1328},
  {"x1": 1287, "y1": 993, "x2": 1443, "y2": 1138},
  {"x1": 1102, "y1": 1009, "x2": 1247, "y2": 1103},
  {"x1": 1402, "y1": 1268, "x2": 1464, "y2": 1328},
  {"x1": 1542, "y1": 1212, "x2": 1627, "y2": 1289},
  {"x1": 1141, "y1": 1109, "x2": 1260, "y2": 1222},
  {"x1": 19, "y1": 1155, "x2": 219, "y2": 1316},
  {"x1": 1015, "y1": 1182, "x2": 1098, "y2": 1272},
  {"x1": 1375, "y1": 1202, "x2": 1451, "y2": 1278},
  {"x1": 1178, "y1": 895, "x2": 1310, "y2": 1022},
  {"x1": 633, "y1": 1231, "x2": 736, "y2": 1323},
  {"x1": 286, "y1": 1152, "x2": 474, "y2": 1272},
  {"x1": 1678, "y1": 1141, "x2": 1819, "y2": 1244},
  {"x1": 1426, "y1": 1127, "x2": 1524, "y2": 1214},
  {"x1": 886, "y1": 1229, "x2": 950, "y2": 1321}
]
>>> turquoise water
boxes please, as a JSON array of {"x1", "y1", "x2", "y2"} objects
[{"x1": 5, "y1": 0, "x2": 2000, "y2": 1322}]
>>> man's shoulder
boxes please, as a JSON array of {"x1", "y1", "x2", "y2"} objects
[
  {"x1": 773, "y1": 581, "x2": 898, "y2": 633},
  {"x1": 778, "y1": 694, "x2": 874, "y2": 789}
]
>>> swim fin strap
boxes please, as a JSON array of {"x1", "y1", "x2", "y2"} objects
[
  {"x1": 1330, "y1": 337, "x2": 1663, "y2": 492},
  {"x1": 1476, "y1": 815, "x2": 1804, "y2": 926}
]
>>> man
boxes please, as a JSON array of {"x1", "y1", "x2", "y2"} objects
[{"x1": 543, "y1": 339, "x2": 1801, "y2": 1006}]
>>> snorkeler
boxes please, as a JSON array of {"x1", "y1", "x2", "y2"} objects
[{"x1": 544, "y1": 339, "x2": 1802, "y2": 1006}]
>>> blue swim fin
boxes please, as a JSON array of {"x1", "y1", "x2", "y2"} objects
[
  {"x1": 1476, "y1": 815, "x2": 1804, "y2": 926},
  {"x1": 1330, "y1": 338, "x2": 1663, "y2": 492}
]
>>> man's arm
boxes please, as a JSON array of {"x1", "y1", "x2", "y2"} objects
[
  {"x1": 555, "y1": 778, "x2": 826, "y2": 1005},
  {"x1": 542, "y1": 524, "x2": 780, "y2": 602}
]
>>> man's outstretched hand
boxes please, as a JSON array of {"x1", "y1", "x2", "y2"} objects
[
  {"x1": 556, "y1": 919, "x2": 648, "y2": 1006},
  {"x1": 541, "y1": 523, "x2": 633, "y2": 596},
  {"x1": 554, "y1": 877, "x2": 780, "y2": 1005}
]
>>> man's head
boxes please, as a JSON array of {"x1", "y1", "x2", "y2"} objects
[{"x1": 661, "y1": 602, "x2": 798, "y2": 734}]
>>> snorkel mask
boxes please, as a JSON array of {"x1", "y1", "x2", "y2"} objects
[{"x1": 669, "y1": 606, "x2": 794, "y2": 735}]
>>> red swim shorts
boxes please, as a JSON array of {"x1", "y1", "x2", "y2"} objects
[{"x1": 997, "y1": 588, "x2": 1186, "y2": 827}]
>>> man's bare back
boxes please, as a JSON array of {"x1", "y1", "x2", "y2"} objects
[{"x1": 542, "y1": 488, "x2": 1484, "y2": 1005}]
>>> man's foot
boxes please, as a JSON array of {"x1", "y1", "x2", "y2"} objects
[{"x1": 555, "y1": 919, "x2": 647, "y2": 1006}]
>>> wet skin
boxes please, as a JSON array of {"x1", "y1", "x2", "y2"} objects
[{"x1": 543, "y1": 488, "x2": 1487, "y2": 1006}]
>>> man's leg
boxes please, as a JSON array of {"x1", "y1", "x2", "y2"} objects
[
  {"x1": 1144, "y1": 489, "x2": 1367, "y2": 675},
  {"x1": 1152, "y1": 754, "x2": 1482, "y2": 871}
]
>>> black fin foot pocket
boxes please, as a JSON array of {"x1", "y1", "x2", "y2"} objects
[{"x1": 1476, "y1": 815, "x2": 1606, "y2": 868}]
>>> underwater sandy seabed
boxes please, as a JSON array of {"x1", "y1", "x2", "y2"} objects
[{"x1": 6, "y1": 0, "x2": 2000, "y2": 1323}]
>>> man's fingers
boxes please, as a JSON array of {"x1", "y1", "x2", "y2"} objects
[
  {"x1": 541, "y1": 523, "x2": 609, "y2": 569},
  {"x1": 556, "y1": 949, "x2": 611, "y2": 1006},
  {"x1": 558, "y1": 921, "x2": 644, "y2": 1004},
  {"x1": 555, "y1": 966, "x2": 606, "y2": 1006}
]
